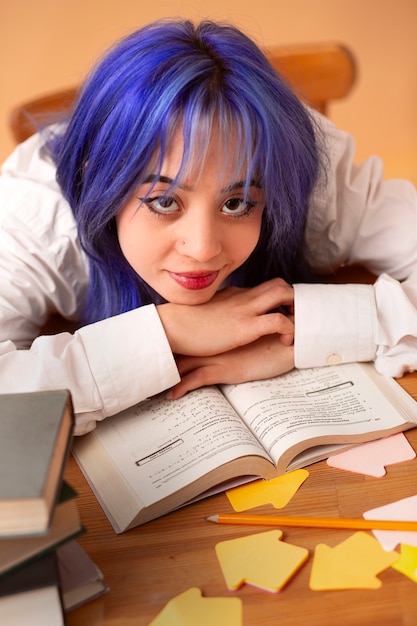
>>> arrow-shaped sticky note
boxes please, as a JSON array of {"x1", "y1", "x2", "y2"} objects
[
  {"x1": 327, "y1": 433, "x2": 415, "y2": 477},
  {"x1": 215, "y1": 530, "x2": 309, "y2": 592},
  {"x1": 309, "y1": 531, "x2": 399, "y2": 590},
  {"x1": 149, "y1": 587, "x2": 242, "y2": 626},
  {"x1": 364, "y1": 495, "x2": 417, "y2": 550},
  {"x1": 392, "y1": 544, "x2": 417, "y2": 582},
  {"x1": 226, "y1": 469, "x2": 309, "y2": 511}
]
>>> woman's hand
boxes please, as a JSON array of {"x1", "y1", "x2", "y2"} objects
[
  {"x1": 167, "y1": 335, "x2": 295, "y2": 399},
  {"x1": 157, "y1": 277, "x2": 294, "y2": 358}
]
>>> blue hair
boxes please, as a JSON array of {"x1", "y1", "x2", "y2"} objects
[{"x1": 47, "y1": 18, "x2": 321, "y2": 323}]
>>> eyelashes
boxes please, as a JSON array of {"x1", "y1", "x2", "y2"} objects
[{"x1": 138, "y1": 194, "x2": 262, "y2": 219}]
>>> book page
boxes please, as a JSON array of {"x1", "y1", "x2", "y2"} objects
[
  {"x1": 91, "y1": 386, "x2": 271, "y2": 506},
  {"x1": 221, "y1": 363, "x2": 416, "y2": 469}
]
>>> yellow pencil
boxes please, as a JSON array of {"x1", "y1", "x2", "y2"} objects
[{"x1": 205, "y1": 513, "x2": 417, "y2": 532}]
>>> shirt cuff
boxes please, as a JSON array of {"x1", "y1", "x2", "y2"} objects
[
  {"x1": 293, "y1": 282, "x2": 377, "y2": 368},
  {"x1": 77, "y1": 304, "x2": 180, "y2": 417}
]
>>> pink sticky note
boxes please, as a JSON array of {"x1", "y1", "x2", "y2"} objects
[
  {"x1": 364, "y1": 495, "x2": 417, "y2": 550},
  {"x1": 326, "y1": 433, "x2": 415, "y2": 477}
]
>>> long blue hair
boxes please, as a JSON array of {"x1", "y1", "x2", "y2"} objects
[{"x1": 47, "y1": 18, "x2": 322, "y2": 324}]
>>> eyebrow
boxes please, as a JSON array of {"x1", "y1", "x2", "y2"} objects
[
  {"x1": 141, "y1": 175, "x2": 262, "y2": 192},
  {"x1": 224, "y1": 179, "x2": 262, "y2": 192}
]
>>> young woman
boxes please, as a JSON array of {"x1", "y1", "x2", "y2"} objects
[{"x1": 0, "y1": 18, "x2": 416, "y2": 435}]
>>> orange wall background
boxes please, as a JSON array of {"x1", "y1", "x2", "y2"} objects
[{"x1": 2, "y1": 0, "x2": 417, "y2": 183}]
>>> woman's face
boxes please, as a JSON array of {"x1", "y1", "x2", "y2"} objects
[{"x1": 116, "y1": 127, "x2": 265, "y2": 305}]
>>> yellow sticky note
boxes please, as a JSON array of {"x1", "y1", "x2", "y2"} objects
[
  {"x1": 149, "y1": 587, "x2": 242, "y2": 626},
  {"x1": 215, "y1": 530, "x2": 309, "y2": 592},
  {"x1": 391, "y1": 544, "x2": 417, "y2": 582},
  {"x1": 226, "y1": 469, "x2": 309, "y2": 511},
  {"x1": 310, "y1": 531, "x2": 399, "y2": 590}
]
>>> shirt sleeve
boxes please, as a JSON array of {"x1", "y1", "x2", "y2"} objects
[
  {"x1": 294, "y1": 112, "x2": 417, "y2": 377},
  {"x1": 0, "y1": 306, "x2": 180, "y2": 436},
  {"x1": 0, "y1": 135, "x2": 180, "y2": 435}
]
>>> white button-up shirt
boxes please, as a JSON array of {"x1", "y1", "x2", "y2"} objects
[{"x1": 1, "y1": 112, "x2": 416, "y2": 434}]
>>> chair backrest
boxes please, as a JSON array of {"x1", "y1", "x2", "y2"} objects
[
  {"x1": 267, "y1": 42, "x2": 356, "y2": 115},
  {"x1": 9, "y1": 42, "x2": 356, "y2": 144}
]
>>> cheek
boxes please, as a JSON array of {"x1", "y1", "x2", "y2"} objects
[
  {"x1": 118, "y1": 233, "x2": 147, "y2": 270},
  {"x1": 116, "y1": 210, "x2": 153, "y2": 273},
  {"x1": 232, "y1": 218, "x2": 263, "y2": 261}
]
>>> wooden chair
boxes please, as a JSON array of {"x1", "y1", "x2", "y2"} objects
[
  {"x1": 9, "y1": 42, "x2": 356, "y2": 144},
  {"x1": 267, "y1": 42, "x2": 356, "y2": 115}
]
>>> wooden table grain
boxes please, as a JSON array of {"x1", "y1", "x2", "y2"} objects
[{"x1": 65, "y1": 372, "x2": 417, "y2": 626}]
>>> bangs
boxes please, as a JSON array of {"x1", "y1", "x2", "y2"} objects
[{"x1": 147, "y1": 97, "x2": 263, "y2": 198}]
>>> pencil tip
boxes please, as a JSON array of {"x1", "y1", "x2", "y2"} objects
[{"x1": 205, "y1": 515, "x2": 219, "y2": 523}]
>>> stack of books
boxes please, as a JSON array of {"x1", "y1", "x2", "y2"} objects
[{"x1": 0, "y1": 390, "x2": 108, "y2": 624}]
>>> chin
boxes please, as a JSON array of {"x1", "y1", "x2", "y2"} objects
[{"x1": 165, "y1": 289, "x2": 216, "y2": 306}]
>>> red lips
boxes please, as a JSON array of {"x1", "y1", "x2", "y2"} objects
[{"x1": 168, "y1": 271, "x2": 220, "y2": 290}]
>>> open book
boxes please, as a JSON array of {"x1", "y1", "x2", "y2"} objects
[{"x1": 73, "y1": 363, "x2": 417, "y2": 533}]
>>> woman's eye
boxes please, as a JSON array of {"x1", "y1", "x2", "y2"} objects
[
  {"x1": 222, "y1": 198, "x2": 256, "y2": 216},
  {"x1": 142, "y1": 196, "x2": 179, "y2": 214}
]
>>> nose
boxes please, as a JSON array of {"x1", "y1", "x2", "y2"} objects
[{"x1": 176, "y1": 212, "x2": 222, "y2": 262}]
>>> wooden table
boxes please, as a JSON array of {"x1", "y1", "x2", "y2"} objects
[{"x1": 65, "y1": 372, "x2": 417, "y2": 626}]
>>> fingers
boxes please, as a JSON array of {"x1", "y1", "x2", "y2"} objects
[
  {"x1": 280, "y1": 332, "x2": 294, "y2": 346},
  {"x1": 241, "y1": 276, "x2": 291, "y2": 294},
  {"x1": 175, "y1": 355, "x2": 209, "y2": 377},
  {"x1": 216, "y1": 278, "x2": 293, "y2": 314},
  {"x1": 247, "y1": 280, "x2": 295, "y2": 343},
  {"x1": 167, "y1": 365, "x2": 218, "y2": 399},
  {"x1": 255, "y1": 310, "x2": 294, "y2": 340},
  {"x1": 219, "y1": 278, "x2": 294, "y2": 317},
  {"x1": 158, "y1": 278, "x2": 295, "y2": 358},
  {"x1": 217, "y1": 279, "x2": 295, "y2": 344},
  {"x1": 249, "y1": 279, "x2": 294, "y2": 316}
]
